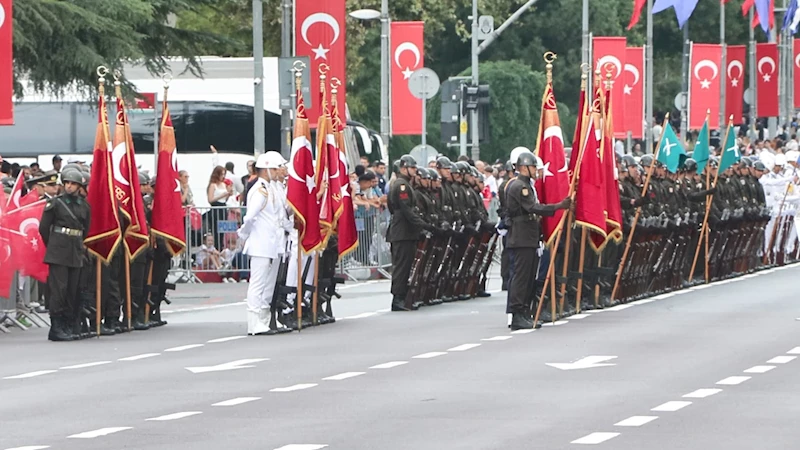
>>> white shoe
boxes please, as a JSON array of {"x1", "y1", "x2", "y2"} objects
[
  {"x1": 247, "y1": 310, "x2": 271, "y2": 335},
  {"x1": 240, "y1": 279, "x2": 248, "y2": 283},
  {"x1": 223, "y1": 278, "x2": 230, "y2": 283}
]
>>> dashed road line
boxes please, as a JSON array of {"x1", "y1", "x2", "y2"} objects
[
  {"x1": 767, "y1": 355, "x2": 796, "y2": 364},
  {"x1": 447, "y1": 343, "x2": 481, "y2": 352},
  {"x1": 59, "y1": 361, "x2": 112, "y2": 370},
  {"x1": 716, "y1": 376, "x2": 751, "y2": 386},
  {"x1": 651, "y1": 401, "x2": 692, "y2": 412},
  {"x1": 67, "y1": 427, "x2": 133, "y2": 439},
  {"x1": 571, "y1": 432, "x2": 620, "y2": 445},
  {"x1": 4, "y1": 446, "x2": 51, "y2": 450},
  {"x1": 569, "y1": 314, "x2": 591, "y2": 319},
  {"x1": 323, "y1": 372, "x2": 365, "y2": 381},
  {"x1": 164, "y1": 344, "x2": 205, "y2": 352},
  {"x1": 786, "y1": 347, "x2": 800, "y2": 354},
  {"x1": 412, "y1": 352, "x2": 447, "y2": 359},
  {"x1": 683, "y1": 388, "x2": 722, "y2": 399},
  {"x1": 482, "y1": 335, "x2": 512, "y2": 341},
  {"x1": 614, "y1": 416, "x2": 658, "y2": 427},
  {"x1": 145, "y1": 411, "x2": 202, "y2": 421},
  {"x1": 542, "y1": 320, "x2": 569, "y2": 327},
  {"x1": 510, "y1": 329, "x2": 536, "y2": 334},
  {"x1": 270, "y1": 383, "x2": 318, "y2": 393},
  {"x1": 369, "y1": 361, "x2": 408, "y2": 369},
  {"x1": 118, "y1": 353, "x2": 160, "y2": 362},
  {"x1": 213, "y1": 397, "x2": 261, "y2": 407},
  {"x1": 207, "y1": 336, "x2": 247, "y2": 343},
  {"x1": 3, "y1": 370, "x2": 57, "y2": 380},
  {"x1": 743, "y1": 365, "x2": 775, "y2": 374},
  {"x1": 273, "y1": 445, "x2": 328, "y2": 450}
]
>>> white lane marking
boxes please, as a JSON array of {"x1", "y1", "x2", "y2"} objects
[
  {"x1": 186, "y1": 358, "x2": 269, "y2": 374},
  {"x1": 683, "y1": 388, "x2": 722, "y2": 398},
  {"x1": 412, "y1": 352, "x2": 447, "y2": 359},
  {"x1": 323, "y1": 372, "x2": 365, "y2": 381},
  {"x1": 448, "y1": 343, "x2": 481, "y2": 352},
  {"x1": 342, "y1": 312, "x2": 377, "y2": 320},
  {"x1": 569, "y1": 314, "x2": 591, "y2": 319},
  {"x1": 717, "y1": 376, "x2": 751, "y2": 385},
  {"x1": 546, "y1": 356, "x2": 617, "y2": 371},
  {"x1": 118, "y1": 353, "x2": 160, "y2": 362},
  {"x1": 207, "y1": 336, "x2": 247, "y2": 343},
  {"x1": 571, "y1": 432, "x2": 620, "y2": 444},
  {"x1": 542, "y1": 320, "x2": 569, "y2": 326},
  {"x1": 67, "y1": 427, "x2": 133, "y2": 439},
  {"x1": 163, "y1": 301, "x2": 246, "y2": 314},
  {"x1": 369, "y1": 361, "x2": 408, "y2": 369},
  {"x1": 787, "y1": 347, "x2": 800, "y2": 354},
  {"x1": 270, "y1": 384, "x2": 318, "y2": 393},
  {"x1": 511, "y1": 329, "x2": 535, "y2": 334},
  {"x1": 213, "y1": 397, "x2": 261, "y2": 407},
  {"x1": 59, "y1": 361, "x2": 112, "y2": 370},
  {"x1": 614, "y1": 416, "x2": 658, "y2": 427},
  {"x1": 3, "y1": 370, "x2": 58, "y2": 380},
  {"x1": 651, "y1": 401, "x2": 692, "y2": 412},
  {"x1": 606, "y1": 304, "x2": 634, "y2": 311},
  {"x1": 5, "y1": 446, "x2": 51, "y2": 450},
  {"x1": 273, "y1": 445, "x2": 328, "y2": 450},
  {"x1": 767, "y1": 356, "x2": 797, "y2": 364},
  {"x1": 145, "y1": 411, "x2": 202, "y2": 421},
  {"x1": 482, "y1": 336, "x2": 513, "y2": 341},
  {"x1": 744, "y1": 365, "x2": 775, "y2": 374},
  {"x1": 164, "y1": 344, "x2": 205, "y2": 352}
]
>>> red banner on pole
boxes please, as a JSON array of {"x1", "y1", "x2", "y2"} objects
[
  {"x1": 794, "y1": 40, "x2": 800, "y2": 109},
  {"x1": 390, "y1": 21, "x2": 424, "y2": 135},
  {"x1": 725, "y1": 45, "x2": 746, "y2": 123},
  {"x1": 756, "y1": 42, "x2": 779, "y2": 118},
  {"x1": 689, "y1": 43, "x2": 723, "y2": 130},
  {"x1": 295, "y1": 0, "x2": 346, "y2": 125},
  {"x1": 0, "y1": 0, "x2": 13, "y2": 125},
  {"x1": 624, "y1": 47, "x2": 644, "y2": 139},
  {"x1": 592, "y1": 36, "x2": 626, "y2": 138}
]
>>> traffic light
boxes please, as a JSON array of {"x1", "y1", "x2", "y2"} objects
[{"x1": 461, "y1": 84, "x2": 490, "y2": 116}]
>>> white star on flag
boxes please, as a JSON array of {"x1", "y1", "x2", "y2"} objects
[
  {"x1": 624, "y1": 85, "x2": 632, "y2": 95},
  {"x1": 312, "y1": 44, "x2": 329, "y2": 60},
  {"x1": 763, "y1": 74, "x2": 771, "y2": 82},
  {"x1": 541, "y1": 161, "x2": 553, "y2": 182},
  {"x1": 402, "y1": 67, "x2": 414, "y2": 79},
  {"x1": 731, "y1": 78, "x2": 739, "y2": 87},
  {"x1": 700, "y1": 79, "x2": 711, "y2": 89},
  {"x1": 305, "y1": 174, "x2": 316, "y2": 194},
  {"x1": 174, "y1": 179, "x2": 181, "y2": 193}
]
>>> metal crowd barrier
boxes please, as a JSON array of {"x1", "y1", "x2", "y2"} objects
[{"x1": 339, "y1": 211, "x2": 391, "y2": 281}]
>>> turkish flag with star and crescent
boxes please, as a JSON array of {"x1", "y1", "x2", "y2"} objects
[
  {"x1": 592, "y1": 36, "x2": 626, "y2": 138},
  {"x1": 794, "y1": 39, "x2": 800, "y2": 109},
  {"x1": 623, "y1": 47, "x2": 644, "y2": 139},
  {"x1": 757, "y1": 42, "x2": 779, "y2": 118},
  {"x1": 390, "y1": 21, "x2": 425, "y2": 135},
  {"x1": 2, "y1": 198, "x2": 49, "y2": 282},
  {"x1": 0, "y1": 0, "x2": 12, "y2": 125},
  {"x1": 534, "y1": 82, "x2": 569, "y2": 247},
  {"x1": 151, "y1": 95, "x2": 187, "y2": 256},
  {"x1": 688, "y1": 43, "x2": 723, "y2": 130},
  {"x1": 295, "y1": 0, "x2": 346, "y2": 125},
  {"x1": 725, "y1": 45, "x2": 746, "y2": 123}
]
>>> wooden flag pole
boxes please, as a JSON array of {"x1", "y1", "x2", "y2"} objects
[
  {"x1": 688, "y1": 111, "x2": 718, "y2": 282},
  {"x1": 297, "y1": 245, "x2": 303, "y2": 331},
  {"x1": 95, "y1": 258, "x2": 102, "y2": 337},
  {"x1": 574, "y1": 228, "x2": 588, "y2": 312},
  {"x1": 610, "y1": 113, "x2": 670, "y2": 301},
  {"x1": 124, "y1": 251, "x2": 132, "y2": 330},
  {"x1": 312, "y1": 252, "x2": 320, "y2": 325},
  {"x1": 144, "y1": 261, "x2": 153, "y2": 325},
  {"x1": 593, "y1": 254, "x2": 602, "y2": 308},
  {"x1": 557, "y1": 212, "x2": 574, "y2": 315}
]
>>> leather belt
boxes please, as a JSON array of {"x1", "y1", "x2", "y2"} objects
[
  {"x1": 442, "y1": 206, "x2": 452, "y2": 211},
  {"x1": 54, "y1": 226, "x2": 82, "y2": 237}
]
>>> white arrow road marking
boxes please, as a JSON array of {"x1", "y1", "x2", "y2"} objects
[
  {"x1": 186, "y1": 358, "x2": 268, "y2": 374},
  {"x1": 146, "y1": 411, "x2": 202, "y2": 421},
  {"x1": 118, "y1": 353, "x2": 160, "y2": 362},
  {"x1": 717, "y1": 376, "x2": 751, "y2": 385},
  {"x1": 213, "y1": 397, "x2": 261, "y2": 407},
  {"x1": 3, "y1": 370, "x2": 57, "y2": 380},
  {"x1": 651, "y1": 401, "x2": 692, "y2": 412},
  {"x1": 270, "y1": 384, "x2": 318, "y2": 393},
  {"x1": 323, "y1": 372, "x2": 365, "y2": 381},
  {"x1": 546, "y1": 356, "x2": 617, "y2": 371},
  {"x1": 571, "y1": 432, "x2": 620, "y2": 444},
  {"x1": 744, "y1": 365, "x2": 775, "y2": 373},
  {"x1": 273, "y1": 445, "x2": 328, "y2": 450},
  {"x1": 614, "y1": 416, "x2": 658, "y2": 427},
  {"x1": 683, "y1": 388, "x2": 722, "y2": 398},
  {"x1": 68, "y1": 427, "x2": 132, "y2": 439},
  {"x1": 447, "y1": 343, "x2": 481, "y2": 352},
  {"x1": 59, "y1": 361, "x2": 112, "y2": 370},
  {"x1": 164, "y1": 344, "x2": 205, "y2": 352},
  {"x1": 767, "y1": 356, "x2": 796, "y2": 364},
  {"x1": 369, "y1": 361, "x2": 408, "y2": 369}
]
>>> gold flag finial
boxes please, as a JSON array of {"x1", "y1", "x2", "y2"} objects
[{"x1": 543, "y1": 51, "x2": 557, "y2": 83}]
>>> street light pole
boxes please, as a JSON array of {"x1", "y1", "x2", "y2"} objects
[
  {"x1": 280, "y1": 0, "x2": 292, "y2": 158},
  {"x1": 253, "y1": 0, "x2": 265, "y2": 155},
  {"x1": 380, "y1": 0, "x2": 390, "y2": 149},
  {"x1": 470, "y1": 0, "x2": 480, "y2": 161}
]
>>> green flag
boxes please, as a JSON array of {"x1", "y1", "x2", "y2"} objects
[
  {"x1": 656, "y1": 124, "x2": 687, "y2": 173},
  {"x1": 718, "y1": 122, "x2": 739, "y2": 173},
  {"x1": 694, "y1": 119, "x2": 710, "y2": 175}
]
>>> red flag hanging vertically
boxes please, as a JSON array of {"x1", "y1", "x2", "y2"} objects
[
  {"x1": 113, "y1": 94, "x2": 149, "y2": 259},
  {"x1": 2, "y1": 199, "x2": 48, "y2": 282},
  {"x1": 568, "y1": 78, "x2": 589, "y2": 181},
  {"x1": 726, "y1": 45, "x2": 747, "y2": 123},
  {"x1": 326, "y1": 81, "x2": 345, "y2": 231},
  {"x1": 316, "y1": 71, "x2": 334, "y2": 244},
  {"x1": 756, "y1": 42, "x2": 779, "y2": 118},
  {"x1": 331, "y1": 85, "x2": 357, "y2": 258},
  {"x1": 794, "y1": 40, "x2": 800, "y2": 109},
  {"x1": 627, "y1": 0, "x2": 647, "y2": 30},
  {"x1": 573, "y1": 95, "x2": 608, "y2": 251},
  {"x1": 295, "y1": 0, "x2": 346, "y2": 125},
  {"x1": 624, "y1": 47, "x2": 645, "y2": 139},
  {"x1": 592, "y1": 36, "x2": 626, "y2": 138},
  {"x1": 151, "y1": 91, "x2": 187, "y2": 255},
  {"x1": 84, "y1": 86, "x2": 122, "y2": 263},
  {"x1": 534, "y1": 79, "x2": 569, "y2": 247},
  {"x1": 5, "y1": 172, "x2": 25, "y2": 210},
  {"x1": 688, "y1": 43, "x2": 723, "y2": 130},
  {"x1": 601, "y1": 83, "x2": 623, "y2": 245},
  {"x1": 0, "y1": 0, "x2": 12, "y2": 125},
  {"x1": 0, "y1": 190, "x2": 12, "y2": 298},
  {"x1": 391, "y1": 21, "x2": 425, "y2": 135},
  {"x1": 287, "y1": 75, "x2": 322, "y2": 253}
]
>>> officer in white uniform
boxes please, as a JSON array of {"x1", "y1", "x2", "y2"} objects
[{"x1": 238, "y1": 151, "x2": 292, "y2": 335}]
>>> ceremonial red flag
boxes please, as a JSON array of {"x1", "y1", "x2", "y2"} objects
[
  {"x1": 151, "y1": 94, "x2": 186, "y2": 255},
  {"x1": 0, "y1": 190, "x2": 12, "y2": 298},
  {"x1": 316, "y1": 79, "x2": 334, "y2": 244},
  {"x1": 794, "y1": 40, "x2": 800, "y2": 109},
  {"x1": 0, "y1": 0, "x2": 12, "y2": 125},
  {"x1": 295, "y1": 0, "x2": 346, "y2": 125},
  {"x1": 726, "y1": 45, "x2": 747, "y2": 123},
  {"x1": 574, "y1": 99, "x2": 607, "y2": 251},
  {"x1": 534, "y1": 83, "x2": 569, "y2": 247},
  {"x1": 5, "y1": 172, "x2": 25, "y2": 210},
  {"x1": 689, "y1": 43, "x2": 723, "y2": 130},
  {"x1": 331, "y1": 90, "x2": 357, "y2": 258},
  {"x1": 113, "y1": 96, "x2": 149, "y2": 259},
  {"x1": 287, "y1": 81, "x2": 322, "y2": 253},
  {"x1": 627, "y1": 0, "x2": 647, "y2": 30},
  {"x1": 326, "y1": 87, "x2": 344, "y2": 231},
  {"x1": 756, "y1": 42, "x2": 779, "y2": 118},
  {"x1": 624, "y1": 47, "x2": 645, "y2": 139},
  {"x1": 592, "y1": 36, "x2": 626, "y2": 138},
  {"x1": 391, "y1": 21, "x2": 425, "y2": 135},
  {"x1": 84, "y1": 90, "x2": 122, "y2": 263},
  {"x1": 2, "y1": 200, "x2": 48, "y2": 282},
  {"x1": 602, "y1": 86, "x2": 623, "y2": 245},
  {"x1": 567, "y1": 83, "x2": 589, "y2": 181}
]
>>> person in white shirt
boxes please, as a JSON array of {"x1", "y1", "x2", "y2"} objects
[
  {"x1": 210, "y1": 145, "x2": 245, "y2": 198},
  {"x1": 237, "y1": 151, "x2": 293, "y2": 335}
]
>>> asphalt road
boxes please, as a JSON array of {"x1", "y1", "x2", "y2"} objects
[{"x1": 1, "y1": 265, "x2": 799, "y2": 450}]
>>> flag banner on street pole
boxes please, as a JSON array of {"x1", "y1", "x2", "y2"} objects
[
  {"x1": 624, "y1": 47, "x2": 645, "y2": 139},
  {"x1": 756, "y1": 42, "x2": 779, "y2": 117},
  {"x1": 391, "y1": 21, "x2": 425, "y2": 135},
  {"x1": 688, "y1": 43, "x2": 723, "y2": 130},
  {"x1": 725, "y1": 45, "x2": 746, "y2": 122},
  {"x1": 592, "y1": 36, "x2": 626, "y2": 138}
]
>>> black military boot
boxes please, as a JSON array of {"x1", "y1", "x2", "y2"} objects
[
  {"x1": 48, "y1": 316, "x2": 75, "y2": 342},
  {"x1": 151, "y1": 307, "x2": 168, "y2": 327},
  {"x1": 510, "y1": 313, "x2": 534, "y2": 331},
  {"x1": 391, "y1": 296, "x2": 411, "y2": 312},
  {"x1": 476, "y1": 290, "x2": 492, "y2": 298},
  {"x1": 132, "y1": 307, "x2": 150, "y2": 331}
]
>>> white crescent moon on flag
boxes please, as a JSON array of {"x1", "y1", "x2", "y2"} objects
[
  {"x1": 288, "y1": 137, "x2": 310, "y2": 183},
  {"x1": 394, "y1": 42, "x2": 421, "y2": 69},
  {"x1": 111, "y1": 142, "x2": 130, "y2": 186},
  {"x1": 338, "y1": 153, "x2": 350, "y2": 198},
  {"x1": 19, "y1": 217, "x2": 39, "y2": 235},
  {"x1": 693, "y1": 60, "x2": 719, "y2": 80},
  {"x1": 727, "y1": 60, "x2": 743, "y2": 79},
  {"x1": 624, "y1": 63, "x2": 640, "y2": 86},
  {"x1": 0, "y1": 4, "x2": 6, "y2": 29},
  {"x1": 795, "y1": 53, "x2": 800, "y2": 69},
  {"x1": 301, "y1": 13, "x2": 341, "y2": 47},
  {"x1": 595, "y1": 55, "x2": 622, "y2": 79},
  {"x1": 758, "y1": 56, "x2": 776, "y2": 74},
  {"x1": 543, "y1": 125, "x2": 563, "y2": 143},
  {"x1": 11, "y1": 190, "x2": 20, "y2": 209},
  {"x1": 171, "y1": 148, "x2": 179, "y2": 173}
]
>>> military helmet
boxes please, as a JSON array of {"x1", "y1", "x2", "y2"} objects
[
  {"x1": 621, "y1": 155, "x2": 637, "y2": 169},
  {"x1": 399, "y1": 154, "x2": 417, "y2": 169},
  {"x1": 516, "y1": 151, "x2": 537, "y2": 167},
  {"x1": 392, "y1": 160, "x2": 400, "y2": 175},
  {"x1": 417, "y1": 167, "x2": 431, "y2": 179},
  {"x1": 429, "y1": 170, "x2": 440, "y2": 181},
  {"x1": 510, "y1": 146, "x2": 531, "y2": 166},
  {"x1": 683, "y1": 158, "x2": 698, "y2": 173},
  {"x1": 435, "y1": 156, "x2": 454, "y2": 170},
  {"x1": 504, "y1": 160, "x2": 514, "y2": 172},
  {"x1": 62, "y1": 163, "x2": 82, "y2": 173},
  {"x1": 1, "y1": 176, "x2": 14, "y2": 189},
  {"x1": 138, "y1": 171, "x2": 151, "y2": 185},
  {"x1": 61, "y1": 169, "x2": 87, "y2": 186},
  {"x1": 469, "y1": 166, "x2": 479, "y2": 177},
  {"x1": 640, "y1": 155, "x2": 654, "y2": 168},
  {"x1": 81, "y1": 171, "x2": 91, "y2": 186},
  {"x1": 753, "y1": 161, "x2": 768, "y2": 172},
  {"x1": 708, "y1": 155, "x2": 720, "y2": 168},
  {"x1": 739, "y1": 158, "x2": 753, "y2": 168},
  {"x1": 454, "y1": 161, "x2": 470, "y2": 174}
]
